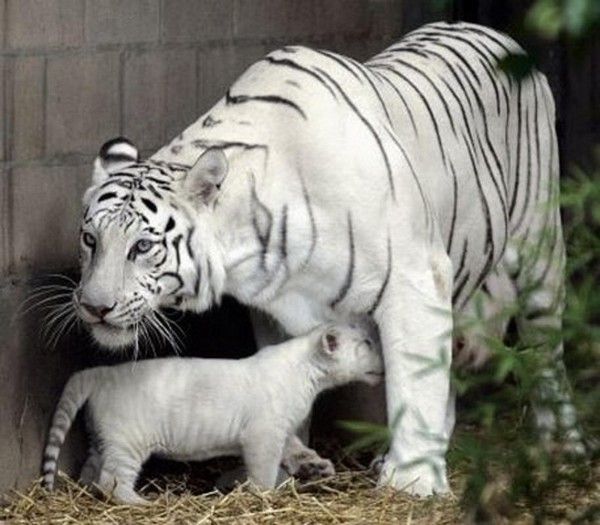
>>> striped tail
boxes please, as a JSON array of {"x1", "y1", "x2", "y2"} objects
[{"x1": 42, "y1": 370, "x2": 94, "y2": 490}]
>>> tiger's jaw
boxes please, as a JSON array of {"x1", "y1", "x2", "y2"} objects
[{"x1": 89, "y1": 322, "x2": 136, "y2": 350}]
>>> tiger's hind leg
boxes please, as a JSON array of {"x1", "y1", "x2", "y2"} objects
[
  {"x1": 511, "y1": 225, "x2": 586, "y2": 456},
  {"x1": 454, "y1": 263, "x2": 517, "y2": 370},
  {"x1": 448, "y1": 264, "x2": 517, "y2": 442},
  {"x1": 79, "y1": 445, "x2": 102, "y2": 487},
  {"x1": 95, "y1": 445, "x2": 148, "y2": 505}
]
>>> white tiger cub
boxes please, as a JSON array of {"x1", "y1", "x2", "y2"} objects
[{"x1": 42, "y1": 323, "x2": 382, "y2": 504}]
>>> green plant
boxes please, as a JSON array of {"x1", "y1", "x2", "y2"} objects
[{"x1": 526, "y1": 0, "x2": 600, "y2": 40}]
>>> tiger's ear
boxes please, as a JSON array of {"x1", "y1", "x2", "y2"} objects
[
  {"x1": 320, "y1": 327, "x2": 340, "y2": 355},
  {"x1": 182, "y1": 148, "x2": 228, "y2": 206},
  {"x1": 92, "y1": 137, "x2": 139, "y2": 185}
]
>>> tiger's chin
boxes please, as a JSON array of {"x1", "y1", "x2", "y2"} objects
[{"x1": 90, "y1": 323, "x2": 136, "y2": 350}]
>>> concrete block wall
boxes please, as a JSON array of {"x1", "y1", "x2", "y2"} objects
[
  {"x1": 1, "y1": 0, "x2": 403, "y2": 277},
  {"x1": 0, "y1": 0, "x2": 405, "y2": 492}
]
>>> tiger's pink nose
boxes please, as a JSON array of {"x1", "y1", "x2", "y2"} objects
[{"x1": 80, "y1": 302, "x2": 115, "y2": 320}]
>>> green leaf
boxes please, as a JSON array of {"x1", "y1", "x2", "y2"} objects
[
  {"x1": 497, "y1": 53, "x2": 536, "y2": 81},
  {"x1": 526, "y1": 0, "x2": 563, "y2": 39}
]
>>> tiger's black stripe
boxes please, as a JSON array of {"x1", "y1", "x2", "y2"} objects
[
  {"x1": 330, "y1": 213, "x2": 355, "y2": 309},
  {"x1": 263, "y1": 55, "x2": 339, "y2": 100},
  {"x1": 226, "y1": 90, "x2": 307, "y2": 120},
  {"x1": 368, "y1": 236, "x2": 392, "y2": 315}
]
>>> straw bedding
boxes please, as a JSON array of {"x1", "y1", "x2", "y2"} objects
[
  {"x1": 1, "y1": 467, "x2": 464, "y2": 525},
  {"x1": 1, "y1": 458, "x2": 597, "y2": 524}
]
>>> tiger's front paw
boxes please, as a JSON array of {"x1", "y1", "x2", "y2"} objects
[{"x1": 377, "y1": 457, "x2": 450, "y2": 497}]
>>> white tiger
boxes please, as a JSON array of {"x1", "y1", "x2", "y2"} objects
[
  {"x1": 42, "y1": 323, "x2": 383, "y2": 504},
  {"x1": 69, "y1": 22, "x2": 584, "y2": 496}
]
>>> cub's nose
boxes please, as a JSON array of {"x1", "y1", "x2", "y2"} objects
[{"x1": 80, "y1": 302, "x2": 115, "y2": 321}]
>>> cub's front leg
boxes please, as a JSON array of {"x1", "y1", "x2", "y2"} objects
[
  {"x1": 373, "y1": 244, "x2": 453, "y2": 496},
  {"x1": 248, "y1": 308, "x2": 334, "y2": 480},
  {"x1": 242, "y1": 425, "x2": 287, "y2": 489}
]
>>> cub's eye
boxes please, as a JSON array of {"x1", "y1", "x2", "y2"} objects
[
  {"x1": 131, "y1": 239, "x2": 154, "y2": 256},
  {"x1": 82, "y1": 232, "x2": 96, "y2": 250}
]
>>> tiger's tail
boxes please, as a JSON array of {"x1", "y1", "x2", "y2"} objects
[{"x1": 42, "y1": 369, "x2": 96, "y2": 491}]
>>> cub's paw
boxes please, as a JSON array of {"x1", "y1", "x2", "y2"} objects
[
  {"x1": 294, "y1": 457, "x2": 335, "y2": 481},
  {"x1": 369, "y1": 454, "x2": 385, "y2": 476},
  {"x1": 282, "y1": 448, "x2": 335, "y2": 481},
  {"x1": 377, "y1": 458, "x2": 450, "y2": 497}
]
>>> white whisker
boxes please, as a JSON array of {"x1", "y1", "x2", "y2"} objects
[
  {"x1": 141, "y1": 318, "x2": 158, "y2": 358},
  {"x1": 148, "y1": 312, "x2": 180, "y2": 355},
  {"x1": 21, "y1": 277, "x2": 79, "y2": 350},
  {"x1": 155, "y1": 311, "x2": 184, "y2": 355},
  {"x1": 43, "y1": 273, "x2": 77, "y2": 285},
  {"x1": 47, "y1": 311, "x2": 77, "y2": 350},
  {"x1": 133, "y1": 323, "x2": 140, "y2": 362},
  {"x1": 42, "y1": 303, "x2": 74, "y2": 335},
  {"x1": 17, "y1": 293, "x2": 73, "y2": 319}
]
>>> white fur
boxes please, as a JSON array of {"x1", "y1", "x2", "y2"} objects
[{"x1": 43, "y1": 324, "x2": 382, "y2": 504}]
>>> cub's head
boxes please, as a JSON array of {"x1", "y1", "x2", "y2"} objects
[
  {"x1": 74, "y1": 137, "x2": 227, "y2": 350},
  {"x1": 315, "y1": 323, "x2": 384, "y2": 387}
]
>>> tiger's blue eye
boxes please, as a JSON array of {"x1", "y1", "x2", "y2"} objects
[
  {"x1": 82, "y1": 232, "x2": 96, "y2": 250},
  {"x1": 133, "y1": 239, "x2": 154, "y2": 255}
]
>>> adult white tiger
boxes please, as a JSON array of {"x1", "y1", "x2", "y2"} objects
[{"x1": 72, "y1": 22, "x2": 583, "y2": 496}]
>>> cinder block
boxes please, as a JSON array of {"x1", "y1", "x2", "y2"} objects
[
  {"x1": 123, "y1": 50, "x2": 165, "y2": 151},
  {"x1": 234, "y1": 0, "x2": 317, "y2": 40},
  {"x1": 196, "y1": 44, "x2": 268, "y2": 114},
  {"x1": 85, "y1": 0, "x2": 159, "y2": 45},
  {"x1": 124, "y1": 48, "x2": 197, "y2": 153},
  {"x1": 0, "y1": 169, "x2": 10, "y2": 276},
  {"x1": 12, "y1": 57, "x2": 45, "y2": 161},
  {"x1": 0, "y1": 1, "x2": 5, "y2": 50},
  {"x1": 5, "y1": 0, "x2": 84, "y2": 50},
  {"x1": 315, "y1": 0, "x2": 370, "y2": 37},
  {"x1": 164, "y1": 49, "x2": 197, "y2": 142},
  {"x1": 11, "y1": 164, "x2": 91, "y2": 272},
  {"x1": 162, "y1": 0, "x2": 233, "y2": 43},
  {"x1": 197, "y1": 46, "x2": 236, "y2": 110},
  {"x1": 232, "y1": 43, "x2": 270, "y2": 79},
  {"x1": 233, "y1": 0, "x2": 275, "y2": 39},
  {"x1": 46, "y1": 53, "x2": 120, "y2": 156},
  {"x1": 0, "y1": 57, "x2": 5, "y2": 161}
]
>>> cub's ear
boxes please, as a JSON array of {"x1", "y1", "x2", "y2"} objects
[
  {"x1": 92, "y1": 137, "x2": 139, "y2": 185},
  {"x1": 320, "y1": 328, "x2": 340, "y2": 355},
  {"x1": 182, "y1": 148, "x2": 228, "y2": 207}
]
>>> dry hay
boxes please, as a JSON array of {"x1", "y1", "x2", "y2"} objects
[
  {"x1": 1, "y1": 470, "x2": 463, "y2": 525},
  {"x1": 1, "y1": 462, "x2": 598, "y2": 525}
]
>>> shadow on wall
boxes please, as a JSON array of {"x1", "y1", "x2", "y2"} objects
[{"x1": 0, "y1": 278, "x2": 89, "y2": 490}]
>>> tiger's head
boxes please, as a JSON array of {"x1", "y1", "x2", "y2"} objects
[{"x1": 75, "y1": 137, "x2": 228, "y2": 350}]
